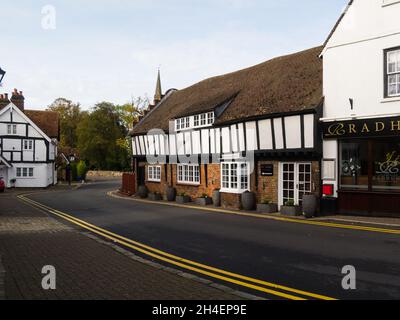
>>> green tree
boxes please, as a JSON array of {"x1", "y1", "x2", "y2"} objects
[
  {"x1": 115, "y1": 97, "x2": 149, "y2": 155},
  {"x1": 76, "y1": 102, "x2": 130, "y2": 170},
  {"x1": 47, "y1": 98, "x2": 84, "y2": 149}
]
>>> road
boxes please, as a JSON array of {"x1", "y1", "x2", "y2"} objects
[{"x1": 23, "y1": 179, "x2": 400, "y2": 300}]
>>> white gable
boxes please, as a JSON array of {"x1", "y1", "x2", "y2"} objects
[
  {"x1": 324, "y1": 0, "x2": 400, "y2": 52},
  {"x1": 0, "y1": 103, "x2": 52, "y2": 142}
]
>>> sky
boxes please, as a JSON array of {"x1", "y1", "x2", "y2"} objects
[{"x1": 0, "y1": 0, "x2": 348, "y2": 110}]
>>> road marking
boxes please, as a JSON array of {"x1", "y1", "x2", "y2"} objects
[
  {"x1": 18, "y1": 194, "x2": 336, "y2": 301},
  {"x1": 108, "y1": 192, "x2": 400, "y2": 235}
]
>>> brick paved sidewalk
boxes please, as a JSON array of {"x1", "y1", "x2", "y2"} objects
[{"x1": 0, "y1": 195, "x2": 242, "y2": 300}]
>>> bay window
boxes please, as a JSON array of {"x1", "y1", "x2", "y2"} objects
[
  {"x1": 177, "y1": 164, "x2": 200, "y2": 184},
  {"x1": 148, "y1": 165, "x2": 161, "y2": 182},
  {"x1": 221, "y1": 162, "x2": 250, "y2": 193}
]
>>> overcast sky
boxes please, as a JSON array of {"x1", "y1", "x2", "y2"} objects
[{"x1": 0, "y1": 0, "x2": 348, "y2": 110}]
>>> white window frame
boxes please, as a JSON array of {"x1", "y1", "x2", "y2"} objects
[
  {"x1": 148, "y1": 165, "x2": 161, "y2": 182},
  {"x1": 16, "y1": 167, "x2": 34, "y2": 178},
  {"x1": 175, "y1": 112, "x2": 215, "y2": 131},
  {"x1": 177, "y1": 164, "x2": 200, "y2": 185},
  {"x1": 23, "y1": 139, "x2": 34, "y2": 151},
  {"x1": 194, "y1": 115, "x2": 200, "y2": 127},
  {"x1": 220, "y1": 162, "x2": 250, "y2": 194},
  {"x1": 386, "y1": 48, "x2": 400, "y2": 97},
  {"x1": 7, "y1": 124, "x2": 17, "y2": 135}
]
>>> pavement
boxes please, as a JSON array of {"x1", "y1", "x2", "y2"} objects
[
  {"x1": 0, "y1": 192, "x2": 242, "y2": 300},
  {"x1": 12, "y1": 179, "x2": 400, "y2": 300}
]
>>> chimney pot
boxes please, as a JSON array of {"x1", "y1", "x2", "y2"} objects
[{"x1": 11, "y1": 89, "x2": 25, "y2": 111}]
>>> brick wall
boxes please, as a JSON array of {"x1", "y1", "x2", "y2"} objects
[
  {"x1": 144, "y1": 164, "x2": 221, "y2": 199},
  {"x1": 142, "y1": 160, "x2": 321, "y2": 210}
]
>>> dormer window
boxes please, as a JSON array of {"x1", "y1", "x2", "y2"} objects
[
  {"x1": 175, "y1": 112, "x2": 215, "y2": 131},
  {"x1": 207, "y1": 112, "x2": 215, "y2": 125},
  {"x1": 385, "y1": 48, "x2": 400, "y2": 97},
  {"x1": 200, "y1": 113, "x2": 206, "y2": 126},
  {"x1": 194, "y1": 115, "x2": 200, "y2": 127}
]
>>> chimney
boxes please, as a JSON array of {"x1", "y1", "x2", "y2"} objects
[
  {"x1": 0, "y1": 92, "x2": 10, "y2": 109},
  {"x1": 11, "y1": 88, "x2": 25, "y2": 111}
]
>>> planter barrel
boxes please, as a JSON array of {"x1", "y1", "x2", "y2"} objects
[
  {"x1": 241, "y1": 191, "x2": 256, "y2": 211},
  {"x1": 149, "y1": 193, "x2": 162, "y2": 201},
  {"x1": 281, "y1": 205, "x2": 302, "y2": 216},
  {"x1": 257, "y1": 203, "x2": 278, "y2": 214},
  {"x1": 176, "y1": 195, "x2": 190, "y2": 204},
  {"x1": 302, "y1": 195, "x2": 318, "y2": 218},
  {"x1": 137, "y1": 185, "x2": 148, "y2": 199},
  {"x1": 195, "y1": 197, "x2": 212, "y2": 206},
  {"x1": 165, "y1": 187, "x2": 176, "y2": 202},
  {"x1": 212, "y1": 190, "x2": 221, "y2": 207}
]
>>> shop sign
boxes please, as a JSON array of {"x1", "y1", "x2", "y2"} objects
[
  {"x1": 322, "y1": 116, "x2": 400, "y2": 139},
  {"x1": 260, "y1": 164, "x2": 274, "y2": 176}
]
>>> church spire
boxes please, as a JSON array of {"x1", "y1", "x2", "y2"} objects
[{"x1": 154, "y1": 68, "x2": 162, "y2": 104}]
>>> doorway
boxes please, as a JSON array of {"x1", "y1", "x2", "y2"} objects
[
  {"x1": 280, "y1": 162, "x2": 312, "y2": 207},
  {"x1": 137, "y1": 165, "x2": 146, "y2": 186}
]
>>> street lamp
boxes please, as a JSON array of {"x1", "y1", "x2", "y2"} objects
[{"x1": 0, "y1": 67, "x2": 6, "y2": 85}]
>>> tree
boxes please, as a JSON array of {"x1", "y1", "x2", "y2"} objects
[
  {"x1": 47, "y1": 98, "x2": 84, "y2": 149},
  {"x1": 76, "y1": 102, "x2": 130, "y2": 171},
  {"x1": 115, "y1": 97, "x2": 149, "y2": 155}
]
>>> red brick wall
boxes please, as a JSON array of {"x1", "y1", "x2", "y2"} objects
[
  {"x1": 142, "y1": 160, "x2": 321, "y2": 209},
  {"x1": 144, "y1": 164, "x2": 221, "y2": 200}
]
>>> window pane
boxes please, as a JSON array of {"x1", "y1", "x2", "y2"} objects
[
  {"x1": 340, "y1": 140, "x2": 368, "y2": 190},
  {"x1": 372, "y1": 139, "x2": 400, "y2": 192},
  {"x1": 23, "y1": 168, "x2": 28, "y2": 177},
  {"x1": 29, "y1": 168, "x2": 33, "y2": 177}
]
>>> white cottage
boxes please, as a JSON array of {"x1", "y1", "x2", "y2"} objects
[
  {"x1": 0, "y1": 90, "x2": 59, "y2": 188},
  {"x1": 321, "y1": 0, "x2": 400, "y2": 216}
]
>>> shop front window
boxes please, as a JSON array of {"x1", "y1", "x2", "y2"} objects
[
  {"x1": 340, "y1": 140, "x2": 369, "y2": 190},
  {"x1": 373, "y1": 139, "x2": 400, "y2": 192}
]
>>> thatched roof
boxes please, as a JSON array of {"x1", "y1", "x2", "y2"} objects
[
  {"x1": 131, "y1": 46, "x2": 323, "y2": 135},
  {"x1": 25, "y1": 110, "x2": 60, "y2": 139}
]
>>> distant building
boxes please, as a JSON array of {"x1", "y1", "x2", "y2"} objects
[{"x1": 0, "y1": 89, "x2": 59, "y2": 188}]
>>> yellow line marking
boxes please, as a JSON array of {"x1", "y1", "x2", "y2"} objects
[
  {"x1": 108, "y1": 192, "x2": 400, "y2": 235},
  {"x1": 18, "y1": 194, "x2": 336, "y2": 301}
]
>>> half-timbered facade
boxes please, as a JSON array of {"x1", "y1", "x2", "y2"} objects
[
  {"x1": 0, "y1": 90, "x2": 59, "y2": 188},
  {"x1": 130, "y1": 47, "x2": 323, "y2": 210}
]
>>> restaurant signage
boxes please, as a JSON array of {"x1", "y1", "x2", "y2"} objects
[
  {"x1": 260, "y1": 164, "x2": 274, "y2": 176},
  {"x1": 322, "y1": 116, "x2": 400, "y2": 139}
]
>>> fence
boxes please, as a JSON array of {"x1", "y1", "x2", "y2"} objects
[{"x1": 121, "y1": 173, "x2": 136, "y2": 196}]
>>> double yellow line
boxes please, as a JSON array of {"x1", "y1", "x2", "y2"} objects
[{"x1": 18, "y1": 194, "x2": 337, "y2": 301}]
